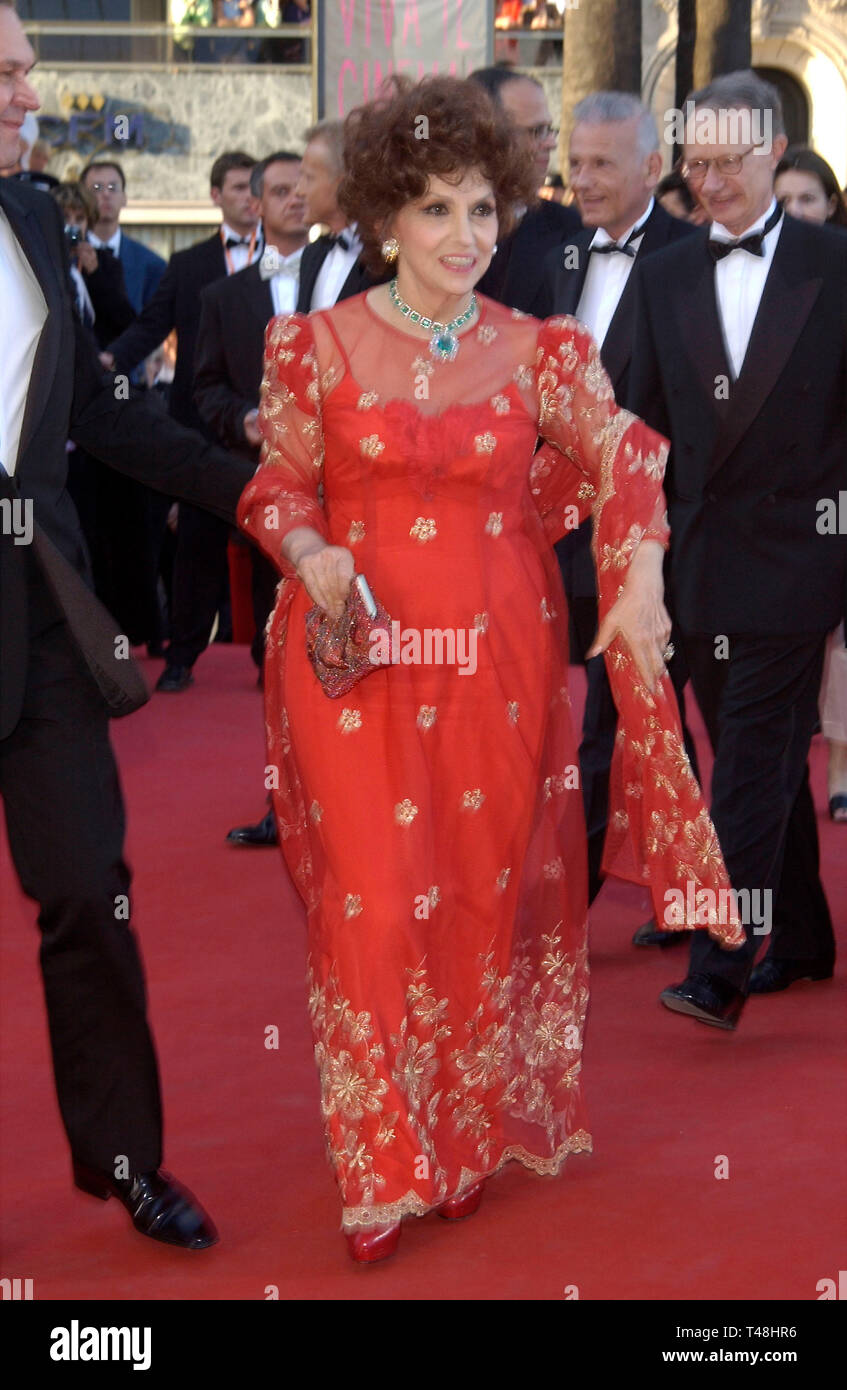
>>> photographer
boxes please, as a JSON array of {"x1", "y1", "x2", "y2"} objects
[{"x1": 52, "y1": 181, "x2": 135, "y2": 345}]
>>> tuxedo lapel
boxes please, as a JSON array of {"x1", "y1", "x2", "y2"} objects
[
  {"x1": 707, "y1": 222, "x2": 823, "y2": 480},
  {"x1": 601, "y1": 207, "x2": 671, "y2": 387},
  {"x1": 296, "y1": 237, "x2": 329, "y2": 312},
  {"x1": 671, "y1": 236, "x2": 733, "y2": 420},
  {"x1": 242, "y1": 261, "x2": 274, "y2": 331},
  {"x1": 0, "y1": 183, "x2": 64, "y2": 471},
  {"x1": 551, "y1": 229, "x2": 593, "y2": 317}
]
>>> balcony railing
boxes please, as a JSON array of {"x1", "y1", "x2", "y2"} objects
[{"x1": 23, "y1": 21, "x2": 312, "y2": 67}]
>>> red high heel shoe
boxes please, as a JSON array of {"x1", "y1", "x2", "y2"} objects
[
  {"x1": 438, "y1": 1180, "x2": 485, "y2": 1221},
  {"x1": 345, "y1": 1222, "x2": 401, "y2": 1263}
]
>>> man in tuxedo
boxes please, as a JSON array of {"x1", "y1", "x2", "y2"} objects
[
  {"x1": 0, "y1": 0, "x2": 255, "y2": 1243},
  {"x1": 194, "y1": 150, "x2": 307, "y2": 673},
  {"x1": 105, "y1": 151, "x2": 261, "y2": 693},
  {"x1": 81, "y1": 158, "x2": 166, "y2": 315},
  {"x1": 194, "y1": 153, "x2": 308, "y2": 849},
  {"x1": 294, "y1": 120, "x2": 381, "y2": 312},
  {"x1": 536, "y1": 92, "x2": 699, "y2": 926},
  {"x1": 628, "y1": 71, "x2": 846, "y2": 1028},
  {"x1": 469, "y1": 67, "x2": 581, "y2": 312}
]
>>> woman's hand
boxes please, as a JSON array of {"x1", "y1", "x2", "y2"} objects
[
  {"x1": 282, "y1": 527, "x2": 354, "y2": 618},
  {"x1": 587, "y1": 540, "x2": 671, "y2": 692}
]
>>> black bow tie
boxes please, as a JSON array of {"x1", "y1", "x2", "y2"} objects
[
  {"x1": 708, "y1": 205, "x2": 782, "y2": 262},
  {"x1": 591, "y1": 240, "x2": 636, "y2": 258},
  {"x1": 326, "y1": 232, "x2": 350, "y2": 251},
  {"x1": 225, "y1": 235, "x2": 250, "y2": 249}
]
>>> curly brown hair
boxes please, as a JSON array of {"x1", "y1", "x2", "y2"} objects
[{"x1": 337, "y1": 75, "x2": 538, "y2": 276}]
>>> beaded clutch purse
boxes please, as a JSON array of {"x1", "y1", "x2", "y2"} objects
[{"x1": 305, "y1": 574, "x2": 393, "y2": 698}]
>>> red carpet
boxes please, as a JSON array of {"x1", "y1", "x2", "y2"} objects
[{"x1": 1, "y1": 645, "x2": 844, "y2": 1300}]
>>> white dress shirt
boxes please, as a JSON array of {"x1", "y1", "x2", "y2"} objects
[
  {"x1": 576, "y1": 197, "x2": 654, "y2": 348},
  {"x1": 311, "y1": 224, "x2": 363, "y2": 310},
  {"x1": 0, "y1": 207, "x2": 48, "y2": 476},
  {"x1": 711, "y1": 197, "x2": 783, "y2": 380},
  {"x1": 220, "y1": 221, "x2": 262, "y2": 274},
  {"x1": 88, "y1": 227, "x2": 122, "y2": 256},
  {"x1": 267, "y1": 245, "x2": 304, "y2": 317}
]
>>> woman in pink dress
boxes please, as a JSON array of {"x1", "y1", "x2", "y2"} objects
[{"x1": 238, "y1": 77, "x2": 742, "y2": 1263}]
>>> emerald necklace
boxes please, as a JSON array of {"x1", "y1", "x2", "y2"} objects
[{"x1": 388, "y1": 277, "x2": 477, "y2": 362}]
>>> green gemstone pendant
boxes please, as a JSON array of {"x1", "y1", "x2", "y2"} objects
[{"x1": 430, "y1": 331, "x2": 459, "y2": 362}]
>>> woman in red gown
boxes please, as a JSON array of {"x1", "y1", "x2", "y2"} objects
[{"x1": 238, "y1": 77, "x2": 742, "y2": 1263}]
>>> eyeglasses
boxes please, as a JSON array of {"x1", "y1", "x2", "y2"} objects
[
  {"x1": 89, "y1": 182, "x2": 122, "y2": 193},
  {"x1": 680, "y1": 146, "x2": 764, "y2": 184},
  {"x1": 522, "y1": 123, "x2": 558, "y2": 142}
]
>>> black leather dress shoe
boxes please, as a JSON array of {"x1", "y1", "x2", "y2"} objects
[
  {"x1": 73, "y1": 1162, "x2": 218, "y2": 1249},
  {"x1": 748, "y1": 956, "x2": 834, "y2": 994},
  {"x1": 660, "y1": 973, "x2": 745, "y2": 1030},
  {"x1": 225, "y1": 808, "x2": 278, "y2": 847},
  {"x1": 156, "y1": 663, "x2": 194, "y2": 693},
  {"x1": 632, "y1": 917, "x2": 688, "y2": 947}
]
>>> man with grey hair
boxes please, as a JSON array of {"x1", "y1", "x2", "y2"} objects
[
  {"x1": 629, "y1": 70, "x2": 845, "y2": 1027},
  {"x1": 295, "y1": 120, "x2": 376, "y2": 312},
  {"x1": 537, "y1": 91, "x2": 698, "y2": 919}
]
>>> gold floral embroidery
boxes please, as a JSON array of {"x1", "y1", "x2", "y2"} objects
[
  {"x1": 309, "y1": 800, "x2": 323, "y2": 823},
  {"x1": 514, "y1": 363, "x2": 533, "y2": 391},
  {"x1": 416, "y1": 704, "x2": 437, "y2": 729},
  {"x1": 395, "y1": 798, "x2": 419, "y2": 826},
  {"x1": 344, "y1": 894, "x2": 363, "y2": 919},
  {"x1": 462, "y1": 788, "x2": 485, "y2": 811},
  {"x1": 490, "y1": 393, "x2": 511, "y2": 414},
  {"x1": 543, "y1": 857, "x2": 565, "y2": 879},
  {"x1": 360, "y1": 434, "x2": 385, "y2": 458},
  {"x1": 474, "y1": 612, "x2": 489, "y2": 634},
  {"x1": 474, "y1": 432, "x2": 497, "y2": 454},
  {"x1": 495, "y1": 868, "x2": 511, "y2": 892},
  {"x1": 411, "y1": 355, "x2": 434, "y2": 378},
  {"x1": 321, "y1": 1049, "x2": 388, "y2": 1121},
  {"x1": 540, "y1": 596, "x2": 557, "y2": 621},
  {"x1": 645, "y1": 810, "x2": 679, "y2": 856},
  {"x1": 485, "y1": 511, "x2": 503, "y2": 536},
  {"x1": 506, "y1": 701, "x2": 520, "y2": 724},
  {"x1": 578, "y1": 479, "x2": 597, "y2": 500},
  {"x1": 477, "y1": 324, "x2": 498, "y2": 345},
  {"x1": 347, "y1": 520, "x2": 365, "y2": 544},
  {"x1": 356, "y1": 390, "x2": 379, "y2": 409},
  {"x1": 337, "y1": 708, "x2": 362, "y2": 733},
  {"x1": 410, "y1": 516, "x2": 437, "y2": 542}
]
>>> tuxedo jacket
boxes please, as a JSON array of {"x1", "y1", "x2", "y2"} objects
[
  {"x1": 296, "y1": 233, "x2": 385, "y2": 313},
  {"x1": 476, "y1": 198, "x2": 581, "y2": 314},
  {"x1": 627, "y1": 213, "x2": 847, "y2": 635},
  {"x1": 82, "y1": 245, "x2": 136, "y2": 349},
  {"x1": 108, "y1": 231, "x2": 235, "y2": 433},
  {"x1": 0, "y1": 180, "x2": 254, "y2": 740},
  {"x1": 194, "y1": 260, "x2": 275, "y2": 464},
  {"x1": 542, "y1": 202, "x2": 697, "y2": 600},
  {"x1": 117, "y1": 232, "x2": 166, "y2": 314}
]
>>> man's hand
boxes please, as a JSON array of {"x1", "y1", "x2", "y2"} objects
[
  {"x1": 242, "y1": 408, "x2": 262, "y2": 447},
  {"x1": 76, "y1": 241, "x2": 98, "y2": 276},
  {"x1": 587, "y1": 540, "x2": 671, "y2": 692}
]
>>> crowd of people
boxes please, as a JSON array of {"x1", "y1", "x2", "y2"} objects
[{"x1": 1, "y1": 0, "x2": 844, "y2": 1270}]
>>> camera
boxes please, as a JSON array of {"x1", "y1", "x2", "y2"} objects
[{"x1": 63, "y1": 223, "x2": 83, "y2": 248}]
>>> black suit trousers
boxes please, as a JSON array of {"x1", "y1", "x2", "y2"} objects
[
  {"x1": 0, "y1": 556, "x2": 163, "y2": 1172},
  {"x1": 681, "y1": 630, "x2": 834, "y2": 989},
  {"x1": 167, "y1": 503, "x2": 232, "y2": 669}
]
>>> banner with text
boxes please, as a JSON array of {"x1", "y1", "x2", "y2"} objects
[{"x1": 319, "y1": 0, "x2": 494, "y2": 117}]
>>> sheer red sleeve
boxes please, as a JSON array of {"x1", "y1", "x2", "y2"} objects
[
  {"x1": 236, "y1": 312, "x2": 327, "y2": 580},
  {"x1": 532, "y1": 316, "x2": 743, "y2": 948}
]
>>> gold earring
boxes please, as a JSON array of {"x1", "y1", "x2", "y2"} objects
[{"x1": 381, "y1": 236, "x2": 399, "y2": 263}]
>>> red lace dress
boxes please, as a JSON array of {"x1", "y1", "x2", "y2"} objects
[{"x1": 238, "y1": 294, "x2": 742, "y2": 1232}]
